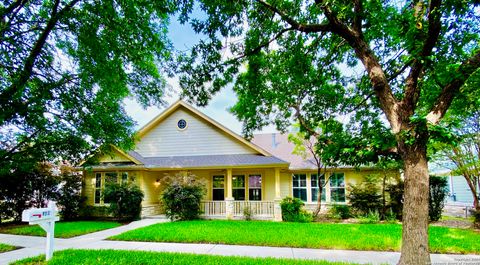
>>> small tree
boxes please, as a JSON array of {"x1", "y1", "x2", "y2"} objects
[
  {"x1": 435, "y1": 110, "x2": 480, "y2": 227},
  {"x1": 0, "y1": 162, "x2": 60, "y2": 222},
  {"x1": 429, "y1": 176, "x2": 448, "y2": 222},
  {"x1": 57, "y1": 163, "x2": 86, "y2": 220},
  {"x1": 103, "y1": 183, "x2": 144, "y2": 221},
  {"x1": 288, "y1": 126, "x2": 335, "y2": 218},
  {"x1": 160, "y1": 172, "x2": 206, "y2": 221}
]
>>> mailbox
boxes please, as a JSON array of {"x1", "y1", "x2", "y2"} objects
[
  {"x1": 22, "y1": 201, "x2": 59, "y2": 260},
  {"x1": 22, "y1": 207, "x2": 59, "y2": 223}
]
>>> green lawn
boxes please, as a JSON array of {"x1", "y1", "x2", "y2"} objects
[
  {"x1": 0, "y1": 221, "x2": 121, "y2": 238},
  {"x1": 110, "y1": 220, "x2": 480, "y2": 254},
  {"x1": 12, "y1": 249, "x2": 359, "y2": 265},
  {"x1": 0, "y1": 243, "x2": 18, "y2": 253}
]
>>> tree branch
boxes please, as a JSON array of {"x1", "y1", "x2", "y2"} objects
[
  {"x1": 256, "y1": 0, "x2": 332, "y2": 33},
  {"x1": 292, "y1": 104, "x2": 320, "y2": 137},
  {"x1": 426, "y1": 50, "x2": 480, "y2": 124},
  {"x1": 402, "y1": 0, "x2": 442, "y2": 111},
  {"x1": 353, "y1": 0, "x2": 363, "y2": 36},
  {"x1": 0, "y1": 0, "x2": 81, "y2": 120},
  {"x1": 231, "y1": 27, "x2": 293, "y2": 61}
]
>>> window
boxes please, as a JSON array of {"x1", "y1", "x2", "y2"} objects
[
  {"x1": 292, "y1": 174, "x2": 307, "y2": 201},
  {"x1": 94, "y1": 173, "x2": 102, "y2": 204},
  {"x1": 212, "y1": 175, "x2": 225, "y2": 201},
  {"x1": 103, "y1": 172, "x2": 118, "y2": 204},
  {"x1": 248, "y1": 174, "x2": 262, "y2": 201},
  {"x1": 94, "y1": 171, "x2": 133, "y2": 204},
  {"x1": 330, "y1": 173, "x2": 346, "y2": 202},
  {"x1": 177, "y1": 119, "x2": 187, "y2": 130},
  {"x1": 121, "y1": 172, "x2": 128, "y2": 184},
  {"x1": 311, "y1": 173, "x2": 326, "y2": 202},
  {"x1": 232, "y1": 175, "x2": 245, "y2": 200}
]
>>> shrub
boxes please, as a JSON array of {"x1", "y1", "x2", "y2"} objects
[
  {"x1": 470, "y1": 208, "x2": 480, "y2": 229},
  {"x1": 0, "y1": 162, "x2": 60, "y2": 222},
  {"x1": 429, "y1": 175, "x2": 448, "y2": 222},
  {"x1": 329, "y1": 204, "x2": 351, "y2": 219},
  {"x1": 79, "y1": 205, "x2": 110, "y2": 219},
  {"x1": 358, "y1": 210, "x2": 381, "y2": 224},
  {"x1": 295, "y1": 209, "x2": 313, "y2": 223},
  {"x1": 386, "y1": 180, "x2": 404, "y2": 220},
  {"x1": 103, "y1": 183, "x2": 144, "y2": 221},
  {"x1": 160, "y1": 172, "x2": 206, "y2": 221},
  {"x1": 385, "y1": 209, "x2": 397, "y2": 224},
  {"x1": 280, "y1": 197, "x2": 304, "y2": 222},
  {"x1": 347, "y1": 176, "x2": 383, "y2": 216},
  {"x1": 57, "y1": 165, "x2": 86, "y2": 220}
]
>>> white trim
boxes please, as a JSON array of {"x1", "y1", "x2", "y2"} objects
[
  {"x1": 212, "y1": 174, "x2": 225, "y2": 201},
  {"x1": 247, "y1": 174, "x2": 263, "y2": 201}
]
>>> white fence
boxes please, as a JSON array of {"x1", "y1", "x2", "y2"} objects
[
  {"x1": 201, "y1": 201, "x2": 275, "y2": 218},
  {"x1": 233, "y1": 201, "x2": 274, "y2": 217},
  {"x1": 201, "y1": 201, "x2": 226, "y2": 216}
]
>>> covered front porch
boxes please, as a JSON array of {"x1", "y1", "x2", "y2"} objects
[{"x1": 140, "y1": 167, "x2": 288, "y2": 221}]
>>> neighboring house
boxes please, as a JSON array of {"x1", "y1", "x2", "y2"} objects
[{"x1": 82, "y1": 100, "x2": 399, "y2": 220}]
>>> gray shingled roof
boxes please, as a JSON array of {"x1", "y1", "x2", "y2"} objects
[{"x1": 127, "y1": 151, "x2": 288, "y2": 168}]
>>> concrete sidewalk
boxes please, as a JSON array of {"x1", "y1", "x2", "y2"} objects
[{"x1": 1, "y1": 219, "x2": 479, "y2": 265}]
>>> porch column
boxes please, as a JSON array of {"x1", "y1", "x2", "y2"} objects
[
  {"x1": 225, "y1": 168, "x2": 234, "y2": 219},
  {"x1": 274, "y1": 168, "x2": 282, "y2": 221}
]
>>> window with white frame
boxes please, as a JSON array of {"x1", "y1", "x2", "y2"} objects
[
  {"x1": 330, "y1": 173, "x2": 346, "y2": 202},
  {"x1": 212, "y1": 175, "x2": 225, "y2": 201},
  {"x1": 232, "y1": 175, "x2": 245, "y2": 200},
  {"x1": 94, "y1": 173, "x2": 102, "y2": 204},
  {"x1": 248, "y1": 174, "x2": 262, "y2": 201},
  {"x1": 311, "y1": 173, "x2": 326, "y2": 202},
  {"x1": 292, "y1": 174, "x2": 307, "y2": 201},
  {"x1": 94, "y1": 171, "x2": 134, "y2": 204}
]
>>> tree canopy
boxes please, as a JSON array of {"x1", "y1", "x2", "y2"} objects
[
  {"x1": 176, "y1": 1, "x2": 479, "y2": 264},
  {"x1": 0, "y1": 0, "x2": 175, "y2": 174}
]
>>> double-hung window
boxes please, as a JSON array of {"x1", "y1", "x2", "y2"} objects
[
  {"x1": 330, "y1": 173, "x2": 346, "y2": 202},
  {"x1": 103, "y1": 172, "x2": 118, "y2": 204},
  {"x1": 94, "y1": 171, "x2": 134, "y2": 204},
  {"x1": 94, "y1": 173, "x2": 102, "y2": 204},
  {"x1": 212, "y1": 175, "x2": 225, "y2": 201},
  {"x1": 248, "y1": 174, "x2": 262, "y2": 201},
  {"x1": 232, "y1": 175, "x2": 245, "y2": 200},
  {"x1": 292, "y1": 174, "x2": 307, "y2": 201},
  {"x1": 311, "y1": 173, "x2": 326, "y2": 202}
]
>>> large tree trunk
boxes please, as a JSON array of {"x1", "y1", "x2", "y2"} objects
[{"x1": 398, "y1": 140, "x2": 430, "y2": 265}]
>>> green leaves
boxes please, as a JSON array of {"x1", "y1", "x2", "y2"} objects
[{"x1": 0, "y1": 0, "x2": 175, "y2": 172}]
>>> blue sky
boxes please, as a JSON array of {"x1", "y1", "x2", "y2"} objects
[{"x1": 124, "y1": 14, "x2": 276, "y2": 135}]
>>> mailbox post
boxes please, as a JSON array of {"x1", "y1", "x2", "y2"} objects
[{"x1": 22, "y1": 201, "x2": 59, "y2": 260}]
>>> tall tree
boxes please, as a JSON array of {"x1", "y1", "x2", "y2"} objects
[
  {"x1": 0, "y1": 0, "x2": 175, "y2": 174},
  {"x1": 177, "y1": 1, "x2": 480, "y2": 264}
]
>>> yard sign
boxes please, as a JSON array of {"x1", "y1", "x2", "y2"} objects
[{"x1": 22, "y1": 201, "x2": 59, "y2": 260}]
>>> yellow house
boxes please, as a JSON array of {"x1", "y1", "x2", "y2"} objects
[{"x1": 82, "y1": 100, "x2": 399, "y2": 220}]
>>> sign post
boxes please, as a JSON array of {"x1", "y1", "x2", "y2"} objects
[{"x1": 22, "y1": 201, "x2": 59, "y2": 260}]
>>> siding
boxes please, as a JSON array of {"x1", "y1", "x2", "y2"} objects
[
  {"x1": 98, "y1": 151, "x2": 131, "y2": 163},
  {"x1": 449, "y1": 175, "x2": 477, "y2": 204},
  {"x1": 135, "y1": 108, "x2": 257, "y2": 157}
]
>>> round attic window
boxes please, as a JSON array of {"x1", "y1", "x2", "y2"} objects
[{"x1": 177, "y1": 119, "x2": 187, "y2": 130}]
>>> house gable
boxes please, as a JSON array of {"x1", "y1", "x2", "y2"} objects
[
  {"x1": 134, "y1": 101, "x2": 270, "y2": 157},
  {"x1": 97, "y1": 146, "x2": 142, "y2": 164}
]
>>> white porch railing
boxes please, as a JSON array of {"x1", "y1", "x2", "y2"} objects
[
  {"x1": 201, "y1": 201, "x2": 226, "y2": 216},
  {"x1": 233, "y1": 201, "x2": 274, "y2": 217}
]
